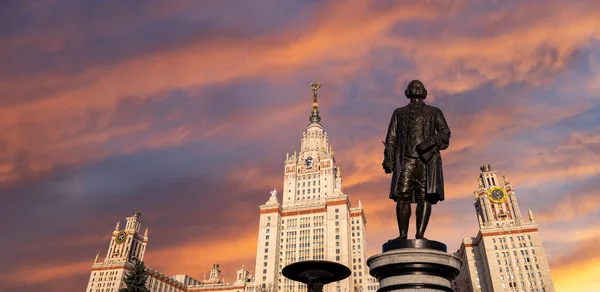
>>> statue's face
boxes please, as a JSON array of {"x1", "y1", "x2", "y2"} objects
[{"x1": 408, "y1": 81, "x2": 425, "y2": 98}]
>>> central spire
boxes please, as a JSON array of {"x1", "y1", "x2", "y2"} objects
[{"x1": 309, "y1": 82, "x2": 321, "y2": 124}]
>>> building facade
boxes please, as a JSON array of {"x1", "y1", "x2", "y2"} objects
[
  {"x1": 86, "y1": 85, "x2": 379, "y2": 292},
  {"x1": 86, "y1": 211, "x2": 253, "y2": 292},
  {"x1": 452, "y1": 164, "x2": 556, "y2": 292},
  {"x1": 252, "y1": 86, "x2": 377, "y2": 292}
]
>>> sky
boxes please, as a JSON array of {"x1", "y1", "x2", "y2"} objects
[{"x1": 0, "y1": 0, "x2": 599, "y2": 291}]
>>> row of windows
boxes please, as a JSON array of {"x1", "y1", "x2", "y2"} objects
[
  {"x1": 500, "y1": 272, "x2": 543, "y2": 281},
  {"x1": 495, "y1": 242, "x2": 533, "y2": 250},
  {"x1": 296, "y1": 173, "x2": 323, "y2": 180},
  {"x1": 501, "y1": 280, "x2": 546, "y2": 289},
  {"x1": 298, "y1": 180, "x2": 321, "y2": 187},
  {"x1": 493, "y1": 235, "x2": 531, "y2": 243},
  {"x1": 496, "y1": 249, "x2": 536, "y2": 257},
  {"x1": 296, "y1": 188, "x2": 321, "y2": 195},
  {"x1": 90, "y1": 281, "x2": 117, "y2": 289},
  {"x1": 497, "y1": 257, "x2": 537, "y2": 265},
  {"x1": 499, "y1": 264, "x2": 541, "y2": 273}
]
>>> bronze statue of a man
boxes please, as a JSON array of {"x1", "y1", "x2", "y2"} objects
[{"x1": 382, "y1": 80, "x2": 451, "y2": 240}]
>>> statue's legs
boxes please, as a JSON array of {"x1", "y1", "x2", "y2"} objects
[
  {"x1": 415, "y1": 201, "x2": 431, "y2": 239},
  {"x1": 396, "y1": 156, "x2": 420, "y2": 240},
  {"x1": 396, "y1": 202, "x2": 411, "y2": 240},
  {"x1": 413, "y1": 158, "x2": 429, "y2": 239}
]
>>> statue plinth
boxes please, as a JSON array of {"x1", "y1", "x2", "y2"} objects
[
  {"x1": 368, "y1": 244, "x2": 461, "y2": 292},
  {"x1": 383, "y1": 239, "x2": 447, "y2": 253}
]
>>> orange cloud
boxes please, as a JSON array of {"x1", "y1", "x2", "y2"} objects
[
  {"x1": 0, "y1": 260, "x2": 92, "y2": 284},
  {"x1": 145, "y1": 229, "x2": 259, "y2": 280},
  {"x1": 2, "y1": 1, "x2": 600, "y2": 291},
  {"x1": 1, "y1": 0, "x2": 599, "y2": 188},
  {"x1": 553, "y1": 258, "x2": 600, "y2": 292}
]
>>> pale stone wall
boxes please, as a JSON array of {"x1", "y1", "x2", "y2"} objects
[{"x1": 452, "y1": 165, "x2": 556, "y2": 292}]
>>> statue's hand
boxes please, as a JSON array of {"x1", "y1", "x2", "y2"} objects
[
  {"x1": 382, "y1": 161, "x2": 393, "y2": 174},
  {"x1": 416, "y1": 143, "x2": 426, "y2": 154}
]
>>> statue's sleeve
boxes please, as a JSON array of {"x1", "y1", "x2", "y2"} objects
[
  {"x1": 420, "y1": 108, "x2": 451, "y2": 151},
  {"x1": 385, "y1": 111, "x2": 397, "y2": 153},
  {"x1": 433, "y1": 108, "x2": 451, "y2": 150}
]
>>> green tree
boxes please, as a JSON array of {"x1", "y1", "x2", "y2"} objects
[{"x1": 119, "y1": 258, "x2": 150, "y2": 292}]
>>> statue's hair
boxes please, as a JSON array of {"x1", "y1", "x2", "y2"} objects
[{"x1": 405, "y1": 80, "x2": 427, "y2": 99}]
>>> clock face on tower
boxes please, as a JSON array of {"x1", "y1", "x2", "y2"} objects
[
  {"x1": 115, "y1": 231, "x2": 127, "y2": 244},
  {"x1": 488, "y1": 186, "x2": 507, "y2": 203},
  {"x1": 305, "y1": 157, "x2": 314, "y2": 168}
]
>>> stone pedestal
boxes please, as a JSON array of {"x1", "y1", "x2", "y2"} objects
[{"x1": 367, "y1": 240, "x2": 462, "y2": 292}]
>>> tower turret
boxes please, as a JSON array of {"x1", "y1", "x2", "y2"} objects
[
  {"x1": 474, "y1": 164, "x2": 523, "y2": 227},
  {"x1": 105, "y1": 211, "x2": 149, "y2": 263},
  {"x1": 125, "y1": 210, "x2": 143, "y2": 232}
]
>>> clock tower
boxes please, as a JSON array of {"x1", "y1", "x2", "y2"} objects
[
  {"x1": 473, "y1": 164, "x2": 523, "y2": 228},
  {"x1": 105, "y1": 210, "x2": 149, "y2": 263},
  {"x1": 253, "y1": 83, "x2": 377, "y2": 292},
  {"x1": 281, "y1": 82, "x2": 342, "y2": 208},
  {"x1": 452, "y1": 164, "x2": 556, "y2": 292}
]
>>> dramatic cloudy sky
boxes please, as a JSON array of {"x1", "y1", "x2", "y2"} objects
[{"x1": 1, "y1": 0, "x2": 599, "y2": 291}]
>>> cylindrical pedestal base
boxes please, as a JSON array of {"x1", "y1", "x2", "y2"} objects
[{"x1": 368, "y1": 248, "x2": 462, "y2": 292}]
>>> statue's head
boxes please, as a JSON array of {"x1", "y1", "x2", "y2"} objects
[{"x1": 405, "y1": 80, "x2": 427, "y2": 99}]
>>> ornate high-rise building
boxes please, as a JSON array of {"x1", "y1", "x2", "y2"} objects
[
  {"x1": 252, "y1": 83, "x2": 377, "y2": 292},
  {"x1": 452, "y1": 164, "x2": 556, "y2": 292},
  {"x1": 86, "y1": 84, "x2": 379, "y2": 292},
  {"x1": 86, "y1": 211, "x2": 253, "y2": 292}
]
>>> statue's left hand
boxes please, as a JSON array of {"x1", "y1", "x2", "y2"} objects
[
  {"x1": 382, "y1": 161, "x2": 392, "y2": 174},
  {"x1": 416, "y1": 143, "x2": 426, "y2": 154}
]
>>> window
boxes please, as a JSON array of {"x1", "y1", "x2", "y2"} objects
[{"x1": 335, "y1": 208, "x2": 339, "y2": 213}]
